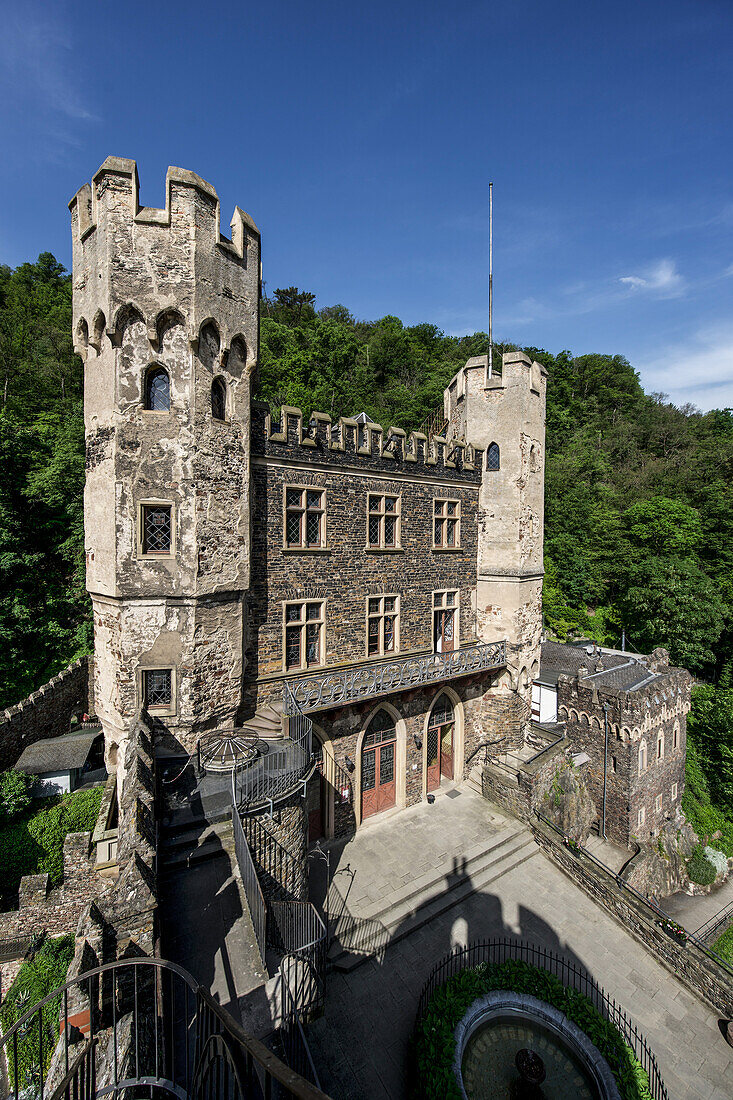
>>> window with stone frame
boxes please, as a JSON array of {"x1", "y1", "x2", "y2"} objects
[
  {"x1": 638, "y1": 806, "x2": 646, "y2": 827},
  {"x1": 143, "y1": 668, "x2": 172, "y2": 711},
  {"x1": 671, "y1": 782, "x2": 678, "y2": 801},
  {"x1": 367, "y1": 494, "x2": 400, "y2": 549},
  {"x1": 284, "y1": 487, "x2": 326, "y2": 549},
  {"x1": 638, "y1": 739, "x2": 648, "y2": 775},
  {"x1": 211, "y1": 376, "x2": 227, "y2": 421},
  {"x1": 367, "y1": 595, "x2": 399, "y2": 657},
  {"x1": 433, "y1": 499, "x2": 460, "y2": 548},
  {"x1": 284, "y1": 601, "x2": 325, "y2": 670},
  {"x1": 673, "y1": 722, "x2": 679, "y2": 750},
  {"x1": 655, "y1": 793, "x2": 663, "y2": 813},
  {"x1": 486, "y1": 442, "x2": 500, "y2": 471},
  {"x1": 657, "y1": 730, "x2": 664, "y2": 760},
  {"x1": 141, "y1": 503, "x2": 173, "y2": 555},
  {"x1": 433, "y1": 590, "x2": 458, "y2": 653}
]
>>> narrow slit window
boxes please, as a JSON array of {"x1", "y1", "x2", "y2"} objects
[
  {"x1": 145, "y1": 367, "x2": 170, "y2": 412},
  {"x1": 211, "y1": 377, "x2": 227, "y2": 420}
]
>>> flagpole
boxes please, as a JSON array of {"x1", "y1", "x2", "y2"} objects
[{"x1": 488, "y1": 182, "x2": 493, "y2": 380}]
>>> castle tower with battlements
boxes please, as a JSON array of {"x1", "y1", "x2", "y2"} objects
[{"x1": 69, "y1": 158, "x2": 260, "y2": 775}]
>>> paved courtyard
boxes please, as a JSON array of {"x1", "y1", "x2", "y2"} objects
[{"x1": 307, "y1": 790, "x2": 733, "y2": 1100}]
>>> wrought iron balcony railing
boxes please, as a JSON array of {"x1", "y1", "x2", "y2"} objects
[{"x1": 284, "y1": 640, "x2": 506, "y2": 714}]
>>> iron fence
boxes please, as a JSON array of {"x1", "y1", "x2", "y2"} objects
[
  {"x1": 0, "y1": 956, "x2": 329, "y2": 1100},
  {"x1": 277, "y1": 963, "x2": 323, "y2": 1091},
  {"x1": 694, "y1": 898, "x2": 733, "y2": 944},
  {"x1": 284, "y1": 641, "x2": 506, "y2": 713},
  {"x1": 269, "y1": 902, "x2": 327, "y2": 1015},
  {"x1": 415, "y1": 938, "x2": 668, "y2": 1100},
  {"x1": 232, "y1": 682, "x2": 314, "y2": 812},
  {"x1": 231, "y1": 798, "x2": 267, "y2": 965},
  {"x1": 242, "y1": 815, "x2": 304, "y2": 902}
]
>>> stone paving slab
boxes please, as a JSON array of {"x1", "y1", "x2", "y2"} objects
[{"x1": 307, "y1": 796, "x2": 733, "y2": 1099}]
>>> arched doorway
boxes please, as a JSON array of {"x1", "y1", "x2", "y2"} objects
[
  {"x1": 361, "y1": 710, "x2": 397, "y2": 820},
  {"x1": 426, "y1": 694, "x2": 455, "y2": 793},
  {"x1": 307, "y1": 725, "x2": 335, "y2": 842}
]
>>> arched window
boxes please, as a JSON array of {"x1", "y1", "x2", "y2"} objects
[
  {"x1": 144, "y1": 366, "x2": 170, "y2": 411},
  {"x1": 638, "y1": 739, "x2": 647, "y2": 775},
  {"x1": 211, "y1": 377, "x2": 227, "y2": 421},
  {"x1": 657, "y1": 730, "x2": 664, "y2": 761},
  {"x1": 487, "y1": 442, "x2": 500, "y2": 471}
]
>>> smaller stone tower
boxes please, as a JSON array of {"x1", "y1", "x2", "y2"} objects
[
  {"x1": 69, "y1": 158, "x2": 260, "y2": 779},
  {"x1": 444, "y1": 351, "x2": 547, "y2": 702}
]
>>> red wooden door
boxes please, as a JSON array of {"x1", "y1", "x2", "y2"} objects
[{"x1": 361, "y1": 718, "x2": 397, "y2": 820}]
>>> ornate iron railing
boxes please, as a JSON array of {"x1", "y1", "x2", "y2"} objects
[
  {"x1": 416, "y1": 939, "x2": 668, "y2": 1100},
  {"x1": 284, "y1": 641, "x2": 506, "y2": 713},
  {"x1": 0, "y1": 956, "x2": 329, "y2": 1100},
  {"x1": 232, "y1": 682, "x2": 314, "y2": 811}
]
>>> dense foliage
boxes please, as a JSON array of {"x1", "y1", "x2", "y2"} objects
[
  {"x1": 0, "y1": 785, "x2": 103, "y2": 901},
  {"x1": 0, "y1": 935, "x2": 75, "y2": 1091},
  {"x1": 411, "y1": 959, "x2": 653, "y2": 1100},
  {"x1": 0, "y1": 768, "x2": 34, "y2": 821}
]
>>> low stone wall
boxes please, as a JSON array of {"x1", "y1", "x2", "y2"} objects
[
  {"x1": 0, "y1": 828, "x2": 112, "y2": 942},
  {"x1": 0, "y1": 657, "x2": 93, "y2": 772},
  {"x1": 532, "y1": 818, "x2": 733, "y2": 1018},
  {"x1": 482, "y1": 741, "x2": 564, "y2": 823}
]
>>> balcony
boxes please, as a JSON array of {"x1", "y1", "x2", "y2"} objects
[{"x1": 285, "y1": 640, "x2": 506, "y2": 714}]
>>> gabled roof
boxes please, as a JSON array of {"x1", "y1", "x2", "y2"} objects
[
  {"x1": 538, "y1": 640, "x2": 663, "y2": 694},
  {"x1": 15, "y1": 732, "x2": 99, "y2": 774}
]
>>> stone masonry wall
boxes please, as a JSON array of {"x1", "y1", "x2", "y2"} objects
[
  {"x1": 0, "y1": 658, "x2": 92, "y2": 772},
  {"x1": 533, "y1": 818, "x2": 733, "y2": 1018}
]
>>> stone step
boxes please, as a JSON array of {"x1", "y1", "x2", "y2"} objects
[
  {"x1": 159, "y1": 821, "x2": 235, "y2": 873},
  {"x1": 328, "y1": 831, "x2": 538, "y2": 971},
  {"x1": 485, "y1": 760, "x2": 520, "y2": 788},
  {"x1": 466, "y1": 767, "x2": 484, "y2": 795}
]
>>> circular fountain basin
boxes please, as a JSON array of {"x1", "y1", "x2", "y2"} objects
[{"x1": 454, "y1": 992, "x2": 621, "y2": 1100}]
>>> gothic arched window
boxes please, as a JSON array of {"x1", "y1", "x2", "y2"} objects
[
  {"x1": 487, "y1": 442, "x2": 500, "y2": 471},
  {"x1": 638, "y1": 739, "x2": 648, "y2": 775},
  {"x1": 211, "y1": 377, "x2": 227, "y2": 421},
  {"x1": 144, "y1": 366, "x2": 170, "y2": 412}
]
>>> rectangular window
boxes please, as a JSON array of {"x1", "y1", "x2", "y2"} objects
[
  {"x1": 655, "y1": 793, "x2": 663, "y2": 813},
  {"x1": 284, "y1": 487, "x2": 325, "y2": 548},
  {"x1": 638, "y1": 807, "x2": 646, "y2": 828},
  {"x1": 611, "y1": 755, "x2": 617, "y2": 773},
  {"x1": 433, "y1": 590, "x2": 458, "y2": 653},
  {"x1": 367, "y1": 494, "x2": 400, "y2": 549},
  {"x1": 366, "y1": 595, "x2": 400, "y2": 657},
  {"x1": 284, "y1": 601, "x2": 325, "y2": 670},
  {"x1": 143, "y1": 668, "x2": 172, "y2": 711},
  {"x1": 671, "y1": 782, "x2": 678, "y2": 801},
  {"x1": 141, "y1": 503, "x2": 172, "y2": 555},
  {"x1": 433, "y1": 499, "x2": 460, "y2": 548}
]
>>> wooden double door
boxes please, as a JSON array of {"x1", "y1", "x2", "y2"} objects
[{"x1": 361, "y1": 713, "x2": 397, "y2": 820}]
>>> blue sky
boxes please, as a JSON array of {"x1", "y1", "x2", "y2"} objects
[{"x1": 1, "y1": 0, "x2": 732, "y2": 409}]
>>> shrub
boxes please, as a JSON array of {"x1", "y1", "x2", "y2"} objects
[
  {"x1": 0, "y1": 935, "x2": 75, "y2": 1090},
  {"x1": 0, "y1": 769, "x2": 34, "y2": 820},
  {"x1": 686, "y1": 844, "x2": 717, "y2": 886},
  {"x1": 0, "y1": 785, "x2": 103, "y2": 899},
  {"x1": 703, "y1": 845, "x2": 728, "y2": 877},
  {"x1": 411, "y1": 959, "x2": 654, "y2": 1100},
  {"x1": 713, "y1": 922, "x2": 733, "y2": 964}
]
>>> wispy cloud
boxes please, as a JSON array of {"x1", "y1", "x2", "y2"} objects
[
  {"x1": 636, "y1": 324, "x2": 733, "y2": 411},
  {"x1": 619, "y1": 258, "x2": 685, "y2": 297}
]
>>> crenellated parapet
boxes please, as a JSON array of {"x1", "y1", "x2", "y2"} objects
[
  {"x1": 252, "y1": 402, "x2": 482, "y2": 479},
  {"x1": 69, "y1": 157, "x2": 259, "y2": 367}
]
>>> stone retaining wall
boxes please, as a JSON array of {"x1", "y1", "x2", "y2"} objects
[
  {"x1": 0, "y1": 658, "x2": 93, "y2": 772},
  {"x1": 532, "y1": 818, "x2": 733, "y2": 1018}
]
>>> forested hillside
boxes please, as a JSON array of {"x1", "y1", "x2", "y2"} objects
[{"x1": 1, "y1": 260, "x2": 732, "y2": 711}]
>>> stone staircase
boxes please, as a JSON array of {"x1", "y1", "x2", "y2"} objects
[
  {"x1": 158, "y1": 817, "x2": 236, "y2": 877},
  {"x1": 327, "y1": 822, "x2": 538, "y2": 971}
]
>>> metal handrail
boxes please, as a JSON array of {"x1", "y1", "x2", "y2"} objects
[
  {"x1": 232, "y1": 682, "x2": 314, "y2": 811},
  {"x1": 415, "y1": 938, "x2": 668, "y2": 1100},
  {"x1": 0, "y1": 955, "x2": 329, "y2": 1100},
  {"x1": 284, "y1": 641, "x2": 506, "y2": 713},
  {"x1": 534, "y1": 810, "x2": 733, "y2": 978}
]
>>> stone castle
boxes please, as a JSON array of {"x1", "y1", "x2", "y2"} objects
[{"x1": 68, "y1": 156, "x2": 690, "y2": 858}]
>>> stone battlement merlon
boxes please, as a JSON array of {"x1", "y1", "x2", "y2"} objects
[
  {"x1": 252, "y1": 402, "x2": 483, "y2": 478},
  {"x1": 68, "y1": 158, "x2": 260, "y2": 367}
]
